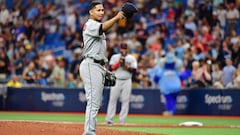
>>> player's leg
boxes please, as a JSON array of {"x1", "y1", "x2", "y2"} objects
[
  {"x1": 119, "y1": 79, "x2": 132, "y2": 123},
  {"x1": 105, "y1": 80, "x2": 121, "y2": 124},
  {"x1": 80, "y1": 62, "x2": 105, "y2": 135}
]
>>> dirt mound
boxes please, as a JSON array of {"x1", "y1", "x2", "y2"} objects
[{"x1": 0, "y1": 121, "x2": 163, "y2": 135}]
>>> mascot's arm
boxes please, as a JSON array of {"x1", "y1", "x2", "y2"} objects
[
  {"x1": 153, "y1": 70, "x2": 163, "y2": 84},
  {"x1": 153, "y1": 75, "x2": 160, "y2": 84}
]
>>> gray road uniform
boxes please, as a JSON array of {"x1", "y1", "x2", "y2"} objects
[
  {"x1": 105, "y1": 53, "x2": 137, "y2": 124},
  {"x1": 79, "y1": 19, "x2": 107, "y2": 135}
]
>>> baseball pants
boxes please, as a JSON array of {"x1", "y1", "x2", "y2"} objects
[
  {"x1": 106, "y1": 78, "x2": 132, "y2": 123},
  {"x1": 80, "y1": 58, "x2": 105, "y2": 135}
]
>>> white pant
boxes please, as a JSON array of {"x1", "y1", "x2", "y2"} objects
[
  {"x1": 106, "y1": 78, "x2": 132, "y2": 123},
  {"x1": 80, "y1": 59, "x2": 105, "y2": 135}
]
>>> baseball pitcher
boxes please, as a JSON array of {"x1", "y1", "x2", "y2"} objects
[{"x1": 79, "y1": 1, "x2": 126, "y2": 135}]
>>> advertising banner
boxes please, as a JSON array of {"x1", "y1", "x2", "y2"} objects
[
  {"x1": 175, "y1": 89, "x2": 240, "y2": 115},
  {"x1": 5, "y1": 87, "x2": 240, "y2": 115},
  {"x1": 129, "y1": 89, "x2": 164, "y2": 114},
  {"x1": 0, "y1": 96, "x2": 3, "y2": 110}
]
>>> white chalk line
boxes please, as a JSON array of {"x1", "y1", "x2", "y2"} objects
[
  {"x1": 0, "y1": 120, "x2": 240, "y2": 128},
  {"x1": 0, "y1": 120, "x2": 84, "y2": 124}
]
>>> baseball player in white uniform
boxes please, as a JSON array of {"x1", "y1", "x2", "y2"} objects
[
  {"x1": 105, "y1": 43, "x2": 137, "y2": 125},
  {"x1": 79, "y1": 1, "x2": 125, "y2": 135}
]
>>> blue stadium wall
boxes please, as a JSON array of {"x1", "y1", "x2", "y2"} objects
[{"x1": 1, "y1": 87, "x2": 240, "y2": 115}]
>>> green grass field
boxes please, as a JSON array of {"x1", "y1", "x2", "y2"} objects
[{"x1": 0, "y1": 112, "x2": 240, "y2": 135}]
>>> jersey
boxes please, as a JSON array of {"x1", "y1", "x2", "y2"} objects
[
  {"x1": 82, "y1": 19, "x2": 108, "y2": 62},
  {"x1": 80, "y1": 18, "x2": 107, "y2": 135},
  {"x1": 106, "y1": 53, "x2": 137, "y2": 124},
  {"x1": 109, "y1": 54, "x2": 137, "y2": 80}
]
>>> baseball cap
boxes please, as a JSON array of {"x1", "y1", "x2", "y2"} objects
[
  {"x1": 120, "y1": 43, "x2": 128, "y2": 49},
  {"x1": 25, "y1": 44, "x2": 32, "y2": 50},
  {"x1": 57, "y1": 56, "x2": 64, "y2": 61}
]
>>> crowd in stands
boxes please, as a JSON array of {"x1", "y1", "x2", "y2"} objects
[{"x1": 0, "y1": 0, "x2": 240, "y2": 89}]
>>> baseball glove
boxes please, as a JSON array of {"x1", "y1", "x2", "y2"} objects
[
  {"x1": 104, "y1": 70, "x2": 116, "y2": 86},
  {"x1": 121, "y1": 2, "x2": 138, "y2": 19}
]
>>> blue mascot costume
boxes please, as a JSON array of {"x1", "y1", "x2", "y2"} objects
[{"x1": 154, "y1": 52, "x2": 182, "y2": 115}]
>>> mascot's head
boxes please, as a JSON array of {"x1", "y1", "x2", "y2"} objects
[
  {"x1": 159, "y1": 52, "x2": 183, "y2": 70},
  {"x1": 164, "y1": 52, "x2": 175, "y2": 70}
]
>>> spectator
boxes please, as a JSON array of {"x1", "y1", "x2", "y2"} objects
[
  {"x1": 24, "y1": 44, "x2": 36, "y2": 64},
  {"x1": 34, "y1": 56, "x2": 48, "y2": 87},
  {"x1": 192, "y1": 47, "x2": 204, "y2": 61},
  {"x1": 50, "y1": 56, "x2": 65, "y2": 88},
  {"x1": 229, "y1": 30, "x2": 238, "y2": 45},
  {"x1": 66, "y1": 9, "x2": 76, "y2": 33},
  {"x1": 234, "y1": 63, "x2": 240, "y2": 78},
  {"x1": 211, "y1": 11, "x2": 221, "y2": 28},
  {"x1": 183, "y1": 48, "x2": 194, "y2": 70},
  {"x1": 61, "y1": 27, "x2": 74, "y2": 48},
  {"x1": 201, "y1": 26, "x2": 213, "y2": 52},
  {"x1": 222, "y1": 55, "x2": 236, "y2": 87},
  {"x1": 65, "y1": 73, "x2": 77, "y2": 88},
  {"x1": 70, "y1": 48, "x2": 82, "y2": 79},
  {"x1": 232, "y1": 63, "x2": 240, "y2": 86},
  {"x1": 147, "y1": 54, "x2": 161, "y2": 89},
  {"x1": 57, "y1": 10, "x2": 67, "y2": 33},
  {"x1": 175, "y1": 39, "x2": 186, "y2": 59},
  {"x1": 135, "y1": 22, "x2": 147, "y2": 50},
  {"x1": 0, "y1": 0, "x2": 239, "y2": 90},
  {"x1": 190, "y1": 60, "x2": 212, "y2": 88},
  {"x1": 0, "y1": 5, "x2": 10, "y2": 25},
  {"x1": 14, "y1": 52, "x2": 24, "y2": 77},
  {"x1": 216, "y1": 3, "x2": 227, "y2": 31},
  {"x1": 0, "y1": 48, "x2": 10, "y2": 80},
  {"x1": 33, "y1": 18, "x2": 46, "y2": 45},
  {"x1": 232, "y1": 39, "x2": 240, "y2": 66},
  {"x1": 23, "y1": 19, "x2": 34, "y2": 40},
  {"x1": 212, "y1": 62, "x2": 224, "y2": 88},
  {"x1": 22, "y1": 61, "x2": 37, "y2": 86},
  {"x1": 205, "y1": 44, "x2": 218, "y2": 63},
  {"x1": 226, "y1": 2, "x2": 239, "y2": 36},
  {"x1": 43, "y1": 53, "x2": 55, "y2": 86},
  {"x1": 184, "y1": 16, "x2": 197, "y2": 33},
  {"x1": 234, "y1": 76, "x2": 240, "y2": 88},
  {"x1": 7, "y1": 74, "x2": 22, "y2": 88},
  {"x1": 48, "y1": 18, "x2": 60, "y2": 33}
]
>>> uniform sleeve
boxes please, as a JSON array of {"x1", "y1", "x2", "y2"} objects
[
  {"x1": 109, "y1": 55, "x2": 119, "y2": 65},
  {"x1": 85, "y1": 21, "x2": 103, "y2": 37},
  {"x1": 130, "y1": 56, "x2": 137, "y2": 69}
]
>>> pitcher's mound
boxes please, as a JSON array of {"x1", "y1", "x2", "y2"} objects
[{"x1": 0, "y1": 121, "x2": 162, "y2": 135}]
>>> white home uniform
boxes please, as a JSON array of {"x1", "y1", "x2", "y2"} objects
[
  {"x1": 79, "y1": 19, "x2": 107, "y2": 135},
  {"x1": 105, "y1": 53, "x2": 137, "y2": 124}
]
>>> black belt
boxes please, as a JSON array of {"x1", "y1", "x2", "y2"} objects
[
  {"x1": 117, "y1": 78, "x2": 130, "y2": 80},
  {"x1": 84, "y1": 56, "x2": 105, "y2": 66}
]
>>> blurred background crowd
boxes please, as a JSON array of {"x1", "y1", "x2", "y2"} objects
[{"x1": 0, "y1": 0, "x2": 240, "y2": 89}]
